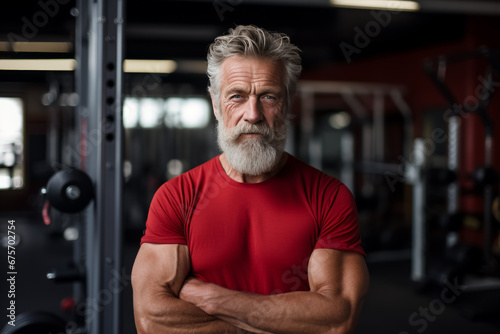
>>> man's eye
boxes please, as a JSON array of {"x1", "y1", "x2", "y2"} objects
[
  {"x1": 263, "y1": 95, "x2": 276, "y2": 100},
  {"x1": 231, "y1": 95, "x2": 242, "y2": 99}
]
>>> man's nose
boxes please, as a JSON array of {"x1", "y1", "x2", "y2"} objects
[{"x1": 243, "y1": 96, "x2": 263, "y2": 124}]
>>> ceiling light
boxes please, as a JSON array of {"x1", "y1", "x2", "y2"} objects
[
  {"x1": 329, "y1": 111, "x2": 352, "y2": 130},
  {"x1": 123, "y1": 59, "x2": 177, "y2": 73},
  {"x1": 0, "y1": 59, "x2": 76, "y2": 71},
  {"x1": 0, "y1": 41, "x2": 72, "y2": 53},
  {"x1": 176, "y1": 60, "x2": 207, "y2": 74},
  {"x1": 0, "y1": 58, "x2": 180, "y2": 73},
  {"x1": 330, "y1": 0, "x2": 420, "y2": 11}
]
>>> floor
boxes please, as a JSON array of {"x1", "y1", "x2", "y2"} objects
[
  {"x1": 1, "y1": 212, "x2": 500, "y2": 333},
  {"x1": 358, "y1": 258, "x2": 500, "y2": 334}
]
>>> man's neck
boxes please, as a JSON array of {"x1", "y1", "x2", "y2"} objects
[{"x1": 219, "y1": 153, "x2": 288, "y2": 184}]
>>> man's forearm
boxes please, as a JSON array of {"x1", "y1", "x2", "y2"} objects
[
  {"x1": 180, "y1": 279, "x2": 358, "y2": 334},
  {"x1": 134, "y1": 293, "x2": 250, "y2": 334},
  {"x1": 216, "y1": 291, "x2": 348, "y2": 333}
]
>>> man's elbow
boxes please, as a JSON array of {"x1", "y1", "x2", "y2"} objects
[
  {"x1": 323, "y1": 317, "x2": 358, "y2": 334},
  {"x1": 327, "y1": 266, "x2": 369, "y2": 334},
  {"x1": 133, "y1": 300, "x2": 156, "y2": 334},
  {"x1": 134, "y1": 314, "x2": 148, "y2": 334},
  {"x1": 133, "y1": 304, "x2": 167, "y2": 334},
  {"x1": 329, "y1": 321, "x2": 358, "y2": 334},
  {"x1": 133, "y1": 305, "x2": 150, "y2": 334},
  {"x1": 325, "y1": 299, "x2": 365, "y2": 334}
]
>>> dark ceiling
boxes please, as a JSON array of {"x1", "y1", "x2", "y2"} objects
[{"x1": 1, "y1": 0, "x2": 499, "y2": 84}]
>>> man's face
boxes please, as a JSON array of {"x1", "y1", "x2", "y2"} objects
[
  {"x1": 215, "y1": 55, "x2": 286, "y2": 131},
  {"x1": 214, "y1": 56, "x2": 288, "y2": 176}
]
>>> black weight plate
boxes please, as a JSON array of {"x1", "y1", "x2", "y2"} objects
[
  {"x1": 0, "y1": 311, "x2": 67, "y2": 334},
  {"x1": 46, "y1": 169, "x2": 93, "y2": 213}
]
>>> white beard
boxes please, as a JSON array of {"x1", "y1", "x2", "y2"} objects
[{"x1": 216, "y1": 118, "x2": 287, "y2": 176}]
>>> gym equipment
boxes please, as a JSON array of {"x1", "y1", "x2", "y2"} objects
[
  {"x1": 47, "y1": 264, "x2": 86, "y2": 284},
  {"x1": 73, "y1": 0, "x2": 125, "y2": 333},
  {"x1": 419, "y1": 49, "x2": 500, "y2": 317},
  {"x1": 424, "y1": 48, "x2": 498, "y2": 237},
  {"x1": 298, "y1": 80, "x2": 412, "y2": 192},
  {"x1": 407, "y1": 139, "x2": 426, "y2": 281},
  {"x1": 46, "y1": 168, "x2": 93, "y2": 213},
  {"x1": 0, "y1": 311, "x2": 66, "y2": 334},
  {"x1": 34, "y1": 0, "x2": 125, "y2": 333}
]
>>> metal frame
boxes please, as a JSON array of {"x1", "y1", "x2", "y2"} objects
[
  {"x1": 77, "y1": 0, "x2": 125, "y2": 333},
  {"x1": 298, "y1": 80, "x2": 412, "y2": 192},
  {"x1": 73, "y1": 0, "x2": 90, "y2": 328},
  {"x1": 408, "y1": 139, "x2": 426, "y2": 281},
  {"x1": 424, "y1": 49, "x2": 499, "y2": 271}
]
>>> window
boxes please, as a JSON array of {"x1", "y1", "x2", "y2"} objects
[
  {"x1": 0, "y1": 97, "x2": 24, "y2": 190},
  {"x1": 123, "y1": 96, "x2": 211, "y2": 129}
]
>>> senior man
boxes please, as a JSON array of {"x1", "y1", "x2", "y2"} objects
[{"x1": 132, "y1": 25, "x2": 369, "y2": 334}]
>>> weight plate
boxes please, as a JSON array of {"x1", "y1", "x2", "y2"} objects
[{"x1": 46, "y1": 169, "x2": 93, "y2": 213}]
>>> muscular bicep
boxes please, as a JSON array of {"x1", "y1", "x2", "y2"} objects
[
  {"x1": 132, "y1": 243, "x2": 191, "y2": 299},
  {"x1": 308, "y1": 249, "x2": 369, "y2": 332}
]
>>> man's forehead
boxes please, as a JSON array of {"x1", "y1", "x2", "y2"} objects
[
  {"x1": 220, "y1": 56, "x2": 285, "y2": 86},
  {"x1": 222, "y1": 55, "x2": 282, "y2": 70}
]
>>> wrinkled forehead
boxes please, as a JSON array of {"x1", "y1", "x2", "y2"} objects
[{"x1": 219, "y1": 56, "x2": 286, "y2": 89}]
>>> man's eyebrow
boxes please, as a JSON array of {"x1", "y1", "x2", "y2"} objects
[
  {"x1": 224, "y1": 86, "x2": 248, "y2": 95},
  {"x1": 224, "y1": 86, "x2": 283, "y2": 96},
  {"x1": 259, "y1": 87, "x2": 283, "y2": 97},
  {"x1": 227, "y1": 86, "x2": 246, "y2": 92}
]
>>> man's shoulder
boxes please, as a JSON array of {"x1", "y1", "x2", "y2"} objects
[
  {"x1": 286, "y1": 154, "x2": 340, "y2": 183},
  {"x1": 158, "y1": 156, "x2": 219, "y2": 192},
  {"x1": 183, "y1": 155, "x2": 219, "y2": 178},
  {"x1": 285, "y1": 154, "x2": 350, "y2": 199}
]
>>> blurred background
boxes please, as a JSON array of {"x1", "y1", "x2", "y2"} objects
[{"x1": 1, "y1": 0, "x2": 500, "y2": 333}]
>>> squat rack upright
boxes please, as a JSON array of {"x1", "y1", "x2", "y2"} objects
[{"x1": 74, "y1": 0, "x2": 125, "y2": 333}]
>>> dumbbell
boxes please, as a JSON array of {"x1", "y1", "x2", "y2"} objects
[{"x1": 46, "y1": 168, "x2": 93, "y2": 213}]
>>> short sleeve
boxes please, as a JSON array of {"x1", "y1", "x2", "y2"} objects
[
  {"x1": 140, "y1": 181, "x2": 187, "y2": 245},
  {"x1": 314, "y1": 183, "x2": 365, "y2": 256}
]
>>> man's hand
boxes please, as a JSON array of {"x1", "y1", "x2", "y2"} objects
[
  {"x1": 178, "y1": 249, "x2": 369, "y2": 334},
  {"x1": 132, "y1": 243, "x2": 251, "y2": 334},
  {"x1": 180, "y1": 278, "x2": 274, "y2": 334},
  {"x1": 179, "y1": 278, "x2": 217, "y2": 313}
]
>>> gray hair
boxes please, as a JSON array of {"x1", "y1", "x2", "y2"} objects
[{"x1": 207, "y1": 25, "x2": 302, "y2": 114}]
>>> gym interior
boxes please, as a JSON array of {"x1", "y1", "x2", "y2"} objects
[{"x1": 1, "y1": 0, "x2": 500, "y2": 333}]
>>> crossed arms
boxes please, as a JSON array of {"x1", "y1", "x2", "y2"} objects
[{"x1": 132, "y1": 243, "x2": 369, "y2": 334}]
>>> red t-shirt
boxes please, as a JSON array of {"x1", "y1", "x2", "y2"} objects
[{"x1": 141, "y1": 154, "x2": 365, "y2": 295}]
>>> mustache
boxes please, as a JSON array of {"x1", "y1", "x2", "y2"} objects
[
  {"x1": 222, "y1": 121, "x2": 287, "y2": 143},
  {"x1": 225, "y1": 122, "x2": 273, "y2": 141}
]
